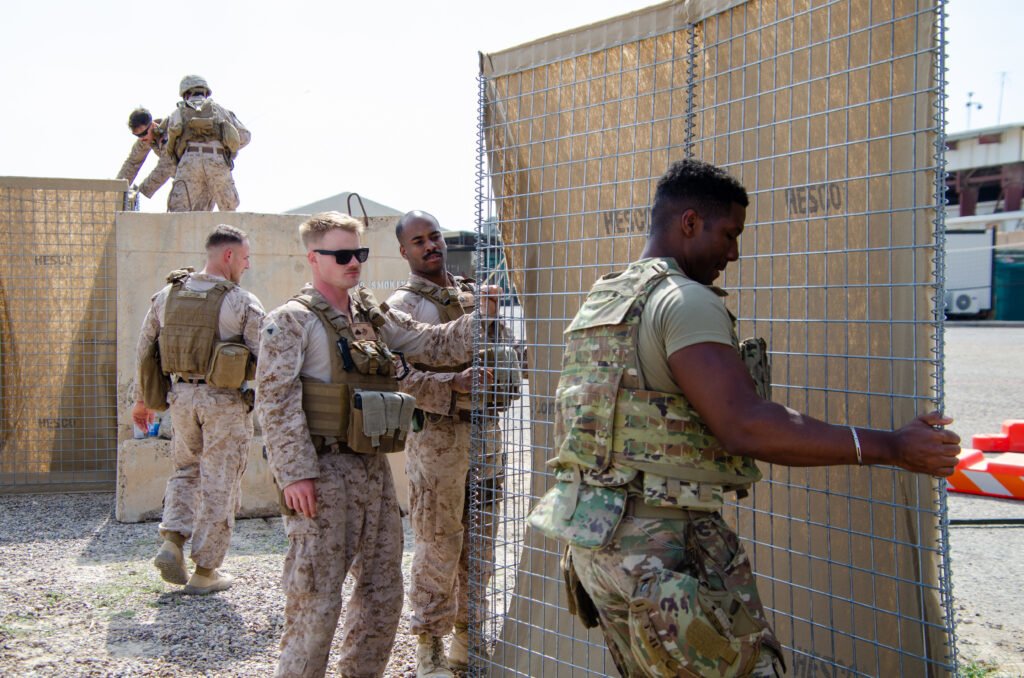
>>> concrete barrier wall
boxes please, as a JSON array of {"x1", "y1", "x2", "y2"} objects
[{"x1": 115, "y1": 211, "x2": 413, "y2": 522}]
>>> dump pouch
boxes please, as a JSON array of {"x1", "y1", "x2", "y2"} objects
[
  {"x1": 347, "y1": 390, "x2": 416, "y2": 454},
  {"x1": 221, "y1": 121, "x2": 241, "y2": 154},
  {"x1": 140, "y1": 341, "x2": 171, "y2": 412},
  {"x1": 527, "y1": 480, "x2": 627, "y2": 549},
  {"x1": 205, "y1": 341, "x2": 251, "y2": 389}
]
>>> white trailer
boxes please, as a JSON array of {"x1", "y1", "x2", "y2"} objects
[{"x1": 945, "y1": 228, "x2": 995, "y2": 317}]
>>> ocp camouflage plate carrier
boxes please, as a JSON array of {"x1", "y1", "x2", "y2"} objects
[{"x1": 550, "y1": 258, "x2": 766, "y2": 516}]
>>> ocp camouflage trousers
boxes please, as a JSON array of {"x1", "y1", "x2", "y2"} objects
[
  {"x1": 167, "y1": 152, "x2": 239, "y2": 212},
  {"x1": 159, "y1": 383, "x2": 251, "y2": 570},
  {"x1": 275, "y1": 452, "x2": 403, "y2": 678},
  {"x1": 570, "y1": 511, "x2": 785, "y2": 677}
]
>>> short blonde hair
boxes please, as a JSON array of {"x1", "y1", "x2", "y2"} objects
[{"x1": 299, "y1": 211, "x2": 365, "y2": 249}]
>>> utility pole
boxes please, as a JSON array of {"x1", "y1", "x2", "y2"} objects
[{"x1": 966, "y1": 91, "x2": 983, "y2": 129}]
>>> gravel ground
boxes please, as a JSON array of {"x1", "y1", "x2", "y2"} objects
[
  {"x1": 944, "y1": 325, "x2": 1024, "y2": 677},
  {"x1": 0, "y1": 325, "x2": 1021, "y2": 677}
]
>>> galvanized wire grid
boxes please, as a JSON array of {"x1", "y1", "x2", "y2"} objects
[
  {"x1": 471, "y1": 0, "x2": 951, "y2": 676},
  {"x1": 0, "y1": 180, "x2": 122, "y2": 493}
]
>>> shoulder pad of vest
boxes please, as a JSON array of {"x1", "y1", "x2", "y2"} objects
[
  {"x1": 354, "y1": 285, "x2": 388, "y2": 328},
  {"x1": 166, "y1": 267, "x2": 195, "y2": 283}
]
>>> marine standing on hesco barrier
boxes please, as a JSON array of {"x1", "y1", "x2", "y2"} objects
[
  {"x1": 255, "y1": 211, "x2": 503, "y2": 678},
  {"x1": 116, "y1": 107, "x2": 177, "y2": 206},
  {"x1": 164, "y1": 75, "x2": 250, "y2": 212},
  {"x1": 386, "y1": 211, "x2": 512, "y2": 677},
  {"x1": 132, "y1": 224, "x2": 264, "y2": 595},
  {"x1": 528, "y1": 158, "x2": 962, "y2": 677}
]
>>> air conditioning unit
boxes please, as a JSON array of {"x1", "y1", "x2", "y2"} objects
[{"x1": 946, "y1": 291, "x2": 982, "y2": 316}]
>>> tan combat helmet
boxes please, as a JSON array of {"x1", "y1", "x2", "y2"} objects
[{"x1": 179, "y1": 75, "x2": 211, "y2": 98}]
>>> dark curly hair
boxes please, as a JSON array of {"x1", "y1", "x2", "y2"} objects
[{"x1": 650, "y1": 159, "x2": 748, "y2": 233}]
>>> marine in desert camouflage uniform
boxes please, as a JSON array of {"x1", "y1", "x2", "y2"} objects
[
  {"x1": 116, "y1": 107, "x2": 180, "y2": 205},
  {"x1": 164, "y1": 75, "x2": 250, "y2": 212},
  {"x1": 256, "y1": 212, "x2": 503, "y2": 678},
  {"x1": 528, "y1": 159, "x2": 961, "y2": 677},
  {"x1": 131, "y1": 224, "x2": 264, "y2": 595},
  {"x1": 386, "y1": 211, "x2": 506, "y2": 677}
]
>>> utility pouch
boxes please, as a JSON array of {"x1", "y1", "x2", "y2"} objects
[
  {"x1": 346, "y1": 340, "x2": 397, "y2": 377},
  {"x1": 206, "y1": 341, "x2": 251, "y2": 389},
  {"x1": 347, "y1": 390, "x2": 416, "y2": 454},
  {"x1": 527, "y1": 479, "x2": 626, "y2": 549},
  {"x1": 140, "y1": 341, "x2": 171, "y2": 412},
  {"x1": 561, "y1": 546, "x2": 600, "y2": 629},
  {"x1": 628, "y1": 570, "x2": 770, "y2": 677},
  {"x1": 187, "y1": 116, "x2": 215, "y2": 135}
]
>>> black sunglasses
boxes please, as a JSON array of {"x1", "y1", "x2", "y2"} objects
[
  {"x1": 133, "y1": 125, "x2": 151, "y2": 138},
  {"x1": 314, "y1": 247, "x2": 369, "y2": 265}
]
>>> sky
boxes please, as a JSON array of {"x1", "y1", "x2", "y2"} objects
[{"x1": 0, "y1": 0, "x2": 1018, "y2": 230}]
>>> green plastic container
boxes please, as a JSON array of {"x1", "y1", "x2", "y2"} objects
[{"x1": 994, "y1": 251, "x2": 1024, "y2": 320}]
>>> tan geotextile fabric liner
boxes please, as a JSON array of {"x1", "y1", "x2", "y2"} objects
[
  {"x1": 0, "y1": 178, "x2": 120, "y2": 478},
  {"x1": 482, "y1": 0, "x2": 946, "y2": 675}
]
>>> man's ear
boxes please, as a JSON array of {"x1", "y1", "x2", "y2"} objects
[
  {"x1": 679, "y1": 209, "x2": 701, "y2": 237},
  {"x1": 399, "y1": 244, "x2": 408, "y2": 261}
]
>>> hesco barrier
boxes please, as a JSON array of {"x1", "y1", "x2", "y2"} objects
[
  {"x1": 471, "y1": 0, "x2": 954, "y2": 676},
  {"x1": 0, "y1": 177, "x2": 125, "y2": 493}
]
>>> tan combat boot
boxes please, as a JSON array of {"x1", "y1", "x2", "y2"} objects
[
  {"x1": 183, "y1": 569, "x2": 234, "y2": 595},
  {"x1": 448, "y1": 623, "x2": 469, "y2": 670},
  {"x1": 416, "y1": 634, "x2": 454, "y2": 678},
  {"x1": 153, "y1": 539, "x2": 189, "y2": 585}
]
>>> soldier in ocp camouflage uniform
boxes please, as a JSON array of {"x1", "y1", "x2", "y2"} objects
[
  {"x1": 256, "y1": 212, "x2": 503, "y2": 678},
  {"x1": 116, "y1": 107, "x2": 179, "y2": 206},
  {"x1": 164, "y1": 75, "x2": 250, "y2": 212},
  {"x1": 528, "y1": 159, "x2": 962, "y2": 677},
  {"x1": 132, "y1": 224, "x2": 264, "y2": 595},
  {"x1": 386, "y1": 211, "x2": 508, "y2": 677}
]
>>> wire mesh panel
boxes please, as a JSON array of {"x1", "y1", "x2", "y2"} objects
[
  {"x1": 473, "y1": 0, "x2": 951, "y2": 675},
  {"x1": 0, "y1": 177, "x2": 124, "y2": 493}
]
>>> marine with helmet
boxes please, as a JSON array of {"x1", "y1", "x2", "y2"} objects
[{"x1": 164, "y1": 74, "x2": 251, "y2": 212}]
